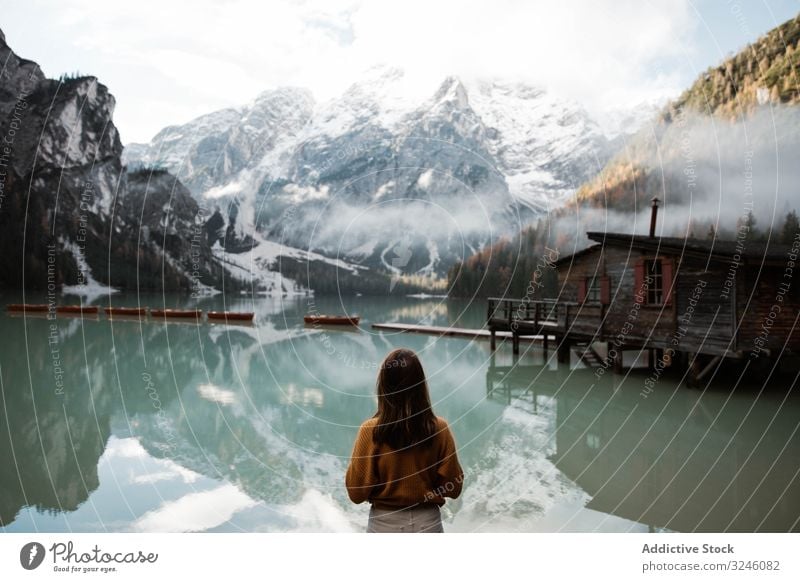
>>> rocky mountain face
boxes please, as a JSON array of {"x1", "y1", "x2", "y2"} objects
[
  {"x1": 0, "y1": 29, "x2": 224, "y2": 295},
  {"x1": 125, "y1": 68, "x2": 625, "y2": 278}
]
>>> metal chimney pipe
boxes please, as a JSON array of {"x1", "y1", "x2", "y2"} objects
[{"x1": 649, "y1": 196, "x2": 660, "y2": 237}]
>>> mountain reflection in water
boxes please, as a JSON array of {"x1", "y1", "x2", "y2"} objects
[{"x1": 1, "y1": 295, "x2": 798, "y2": 532}]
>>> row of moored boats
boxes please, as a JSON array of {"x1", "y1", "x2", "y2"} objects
[
  {"x1": 5, "y1": 304, "x2": 254, "y2": 322},
  {"x1": 6, "y1": 304, "x2": 365, "y2": 327}
]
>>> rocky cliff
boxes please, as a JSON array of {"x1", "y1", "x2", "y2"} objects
[{"x1": 0, "y1": 28, "x2": 223, "y2": 294}]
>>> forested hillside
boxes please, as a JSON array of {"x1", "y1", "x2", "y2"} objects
[{"x1": 449, "y1": 13, "x2": 800, "y2": 298}]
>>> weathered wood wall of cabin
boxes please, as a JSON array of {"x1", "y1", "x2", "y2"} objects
[
  {"x1": 673, "y1": 255, "x2": 735, "y2": 353},
  {"x1": 557, "y1": 246, "x2": 676, "y2": 343},
  {"x1": 737, "y1": 264, "x2": 800, "y2": 355},
  {"x1": 603, "y1": 247, "x2": 675, "y2": 344},
  {"x1": 556, "y1": 247, "x2": 603, "y2": 303}
]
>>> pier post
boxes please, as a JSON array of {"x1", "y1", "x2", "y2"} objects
[
  {"x1": 490, "y1": 328, "x2": 496, "y2": 352},
  {"x1": 690, "y1": 354, "x2": 721, "y2": 388},
  {"x1": 613, "y1": 348, "x2": 624, "y2": 374},
  {"x1": 556, "y1": 336, "x2": 570, "y2": 365},
  {"x1": 487, "y1": 351, "x2": 496, "y2": 395},
  {"x1": 512, "y1": 331, "x2": 520, "y2": 355}
]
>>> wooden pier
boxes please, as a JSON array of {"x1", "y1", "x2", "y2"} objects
[
  {"x1": 487, "y1": 297, "x2": 608, "y2": 363},
  {"x1": 487, "y1": 295, "x2": 744, "y2": 382},
  {"x1": 487, "y1": 297, "x2": 571, "y2": 356},
  {"x1": 371, "y1": 322, "x2": 553, "y2": 344}
]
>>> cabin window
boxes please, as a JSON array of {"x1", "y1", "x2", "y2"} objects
[
  {"x1": 635, "y1": 257, "x2": 673, "y2": 306},
  {"x1": 579, "y1": 274, "x2": 610, "y2": 304},
  {"x1": 586, "y1": 276, "x2": 601, "y2": 302},
  {"x1": 645, "y1": 259, "x2": 663, "y2": 305}
]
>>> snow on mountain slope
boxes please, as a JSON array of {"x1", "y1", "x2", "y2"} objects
[
  {"x1": 125, "y1": 69, "x2": 638, "y2": 277},
  {"x1": 123, "y1": 88, "x2": 314, "y2": 196},
  {"x1": 303, "y1": 67, "x2": 437, "y2": 137},
  {"x1": 124, "y1": 107, "x2": 242, "y2": 172},
  {"x1": 212, "y1": 231, "x2": 366, "y2": 296},
  {"x1": 466, "y1": 80, "x2": 612, "y2": 211}
]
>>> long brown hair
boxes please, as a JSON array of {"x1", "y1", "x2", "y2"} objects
[{"x1": 372, "y1": 348, "x2": 437, "y2": 449}]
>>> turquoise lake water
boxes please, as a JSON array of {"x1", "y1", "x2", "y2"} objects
[{"x1": 1, "y1": 293, "x2": 798, "y2": 532}]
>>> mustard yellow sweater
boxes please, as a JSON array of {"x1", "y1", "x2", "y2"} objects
[{"x1": 345, "y1": 416, "x2": 464, "y2": 509}]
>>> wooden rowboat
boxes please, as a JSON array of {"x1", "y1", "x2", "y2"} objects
[
  {"x1": 6, "y1": 303, "x2": 50, "y2": 313},
  {"x1": 304, "y1": 315, "x2": 360, "y2": 326},
  {"x1": 207, "y1": 311, "x2": 254, "y2": 322},
  {"x1": 151, "y1": 309, "x2": 202, "y2": 319},
  {"x1": 104, "y1": 307, "x2": 147, "y2": 317},
  {"x1": 56, "y1": 305, "x2": 99, "y2": 315}
]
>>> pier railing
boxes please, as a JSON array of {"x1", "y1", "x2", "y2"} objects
[
  {"x1": 487, "y1": 297, "x2": 736, "y2": 357},
  {"x1": 487, "y1": 297, "x2": 582, "y2": 332}
]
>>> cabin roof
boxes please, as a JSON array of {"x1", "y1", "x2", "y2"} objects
[
  {"x1": 573, "y1": 231, "x2": 797, "y2": 264},
  {"x1": 552, "y1": 244, "x2": 603, "y2": 266}
]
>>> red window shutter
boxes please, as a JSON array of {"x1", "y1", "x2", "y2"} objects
[
  {"x1": 662, "y1": 258, "x2": 675, "y2": 306},
  {"x1": 634, "y1": 259, "x2": 645, "y2": 304},
  {"x1": 600, "y1": 276, "x2": 610, "y2": 305},
  {"x1": 578, "y1": 278, "x2": 587, "y2": 303}
]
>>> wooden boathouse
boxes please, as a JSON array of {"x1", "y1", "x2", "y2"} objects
[{"x1": 488, "y1": 199, "x2": 800, "y2": 382}]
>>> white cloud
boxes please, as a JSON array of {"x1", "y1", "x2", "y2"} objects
[
  {"x1": 417, "y1": 169, "x2": 434, "y2": 189},
  {"x1": 284, "y1": 183, "x2": 331, "y2": 203},
  {"x1": 133, "y1": 484, "x2": 258, "y2": 532},
  {"x1": 105, "y1": 437, "x2": 203, "y2": 484},
  {"x1": 204, "y1": 180, "x2": 244, "y2": 200},
  {"x1": 348, "y1": 0, "x2": 694, "y2": 110},
  {"x1": 197, "y1": 382, "x2": 237, "y2": 405},
  {"x1": 5, "y1": 0, "x2": 698, "y2": 142}
]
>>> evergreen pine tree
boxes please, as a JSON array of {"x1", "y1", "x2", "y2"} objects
[{"x1": 782, "y1": 210, "x2": 799, "y2": 244}]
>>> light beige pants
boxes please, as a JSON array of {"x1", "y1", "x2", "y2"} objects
[{"x1": 367, "y1": 504, "x2": 444, "y2": 533}]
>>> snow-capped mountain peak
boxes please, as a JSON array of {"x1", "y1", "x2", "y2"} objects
[
  {"x1": 124, "y1": 70, "x2": 641, "y2": 276},
  {"x1": 433, "y1": 76, "x2": 471, "y2": 110}
]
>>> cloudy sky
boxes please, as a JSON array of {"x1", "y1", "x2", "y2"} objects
[{"x1": 2, "y1": 0, "x2": 798, "y2": 143}]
